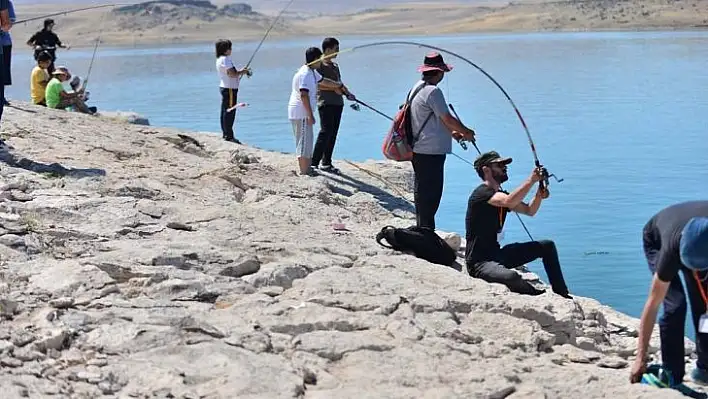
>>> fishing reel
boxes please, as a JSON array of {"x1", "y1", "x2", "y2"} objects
[
  {"x1": 536, "y1": 165, "x2": 564, "y2": 194},
  {"x1": 349, "y1": 103, "x2": 360, "y2": 111}
]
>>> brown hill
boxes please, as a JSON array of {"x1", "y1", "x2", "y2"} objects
[{"x1": 11, "y1": 0, "x2": 708, "y2": 48}]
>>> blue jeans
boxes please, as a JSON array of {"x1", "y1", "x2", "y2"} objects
[{"x1": 644, "y1": 222, "x2": 708, "y2": 383}]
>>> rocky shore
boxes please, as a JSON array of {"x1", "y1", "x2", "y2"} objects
[{"x1": 0, "y1": 102, "x2": 698, "y2": 398}]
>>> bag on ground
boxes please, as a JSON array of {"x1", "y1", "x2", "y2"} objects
[{"x1": 376, "y1": 225, "x2": 457, "y2": 266}]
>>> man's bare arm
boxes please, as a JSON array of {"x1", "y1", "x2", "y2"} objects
[
  {"x1": 512, "y1": 187, "x2": 545, "y2": 216},
  {"x1": 630, "y1": 274, "x2": 671, "y2": 382},
  {"x1": 0, "y1": 9, "x2": 10, "y2": 32},
  {"x1": 439, "y1": 113, "x2": 475, "y2": 140},
  {"x1": 487, "y1": 179, "x2": 535, "y2": 210},
  {"x1": 318, "y1": 77, "x2": 343, "y2": 91}
]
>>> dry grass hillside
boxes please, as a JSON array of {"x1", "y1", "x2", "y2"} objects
[{"x1": 10, "y1": 0, "x2": 708, "y2": 47}]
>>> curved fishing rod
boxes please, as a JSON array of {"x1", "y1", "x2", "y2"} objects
[
  {"x1": 310, "y1": 40, "x2": 564, "y2": 189},
  {"x1": 14, "y1": 4, "x2": 122, "y2": 25},
  {"x1": 243, "y1": 0, "x2": 296, "y2": 71},
  {"x1": 350, "y1": 96, "x2": 536, "y2": 242}
]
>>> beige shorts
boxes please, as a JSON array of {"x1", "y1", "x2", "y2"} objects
[{"x1": 290, "y1": 119, "x2": 314, "y2": 158}]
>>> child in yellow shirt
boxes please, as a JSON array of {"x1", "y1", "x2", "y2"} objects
[{"x1": 30, "y1": 52, "x2": 52, "y2": 106}]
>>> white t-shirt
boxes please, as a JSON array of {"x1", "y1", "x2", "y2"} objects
[
  {"x1": 216, "y1": 55, "x2": 241, "y2": 89},
  {"x1": 288, "y1": 65, "x2": 322, "y2": 120}
]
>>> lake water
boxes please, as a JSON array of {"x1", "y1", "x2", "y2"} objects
[{"x1": 5, "y1": 31, "x2": 708, "y2": 337}]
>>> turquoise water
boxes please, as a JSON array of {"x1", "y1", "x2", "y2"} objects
[{"x1": 5, "y1": 31, "x2": 708, "y2": 333}]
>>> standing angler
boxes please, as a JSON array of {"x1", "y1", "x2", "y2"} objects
[
  {"x1": 0, "y1": 0, "x2": 11, "y2": 127},
  {"x1": 407, "y1": 52, "x2": 475, "y2": 230},
  {"x1": 0, "y1": 0, "x2": 13, "y2": 105},
  {"x1": 215, "y1": 39, "x2": 251, "y2": 144},
  {"x1": 287, "y1": 47, "x2": 344, "y2": 176},
  {"x1": 311, "y1": 37, "x2": 356, "y2": 174},
  {"x1": 631, "y1": 201, "x2": 708, "y2": 395}
]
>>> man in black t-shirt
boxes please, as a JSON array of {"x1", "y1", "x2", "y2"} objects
[
  {"x1": 465, "y1": 151, "x2": 571, "y2": 298},
  {"x1": 630, "y1": 201, "x2": 708, "y2": 389}
]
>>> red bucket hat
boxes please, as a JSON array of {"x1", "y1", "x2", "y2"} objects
[{"x1": 417, "y1": 52, "x2": 453, "y2": 73}]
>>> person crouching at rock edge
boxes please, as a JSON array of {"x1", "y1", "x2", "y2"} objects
[
  {"x1": 215, "y1": 39, "x2": 251, "y2": 144},
  {"x1": 408, "y1": 52, "x2": 475, "y2": 230},
  {"x1": 464, "y1": 151, "x2": 572, "y2": 299},
  {"x1": 287, "y1": 47, "x2": 344, "y2": 176},
  {"x1": 630, "y1": 201, "x2": 708, "y2": 394}
]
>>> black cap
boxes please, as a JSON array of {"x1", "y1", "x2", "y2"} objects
[{"x1": 473, "y1": 151, "x2": 513, "y2": 170}]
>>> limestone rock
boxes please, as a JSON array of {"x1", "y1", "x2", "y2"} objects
[{"x1": 0, "y1": 102, "x2": 692, "y2": 399}]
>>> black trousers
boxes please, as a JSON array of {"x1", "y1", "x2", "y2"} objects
[
  {"x1": 312, "y1": 104, "x2": 344, "y2": 167},
  {"x1": 411, "y1": 153, "x2": 446, "y2": 230},
  {"x1": 0, "y1": 48, "x2": 5, "y2": 123},
  {"x1": 467, "y1": 240, "x2": 570, "y2": 296},
  {"x1": 219, "y1": 87, "x2": 238, "y2": 139},
  {"x1": 2, "y1": 45, "x2": 11, "y2": 86},
  {"x1": 644, "y1": 224, "x2": 708, "y2": 383}
]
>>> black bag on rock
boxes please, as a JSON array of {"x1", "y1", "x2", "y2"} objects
[{"x1": 375, "y1": 225, "x2": 457, "y2": 267}]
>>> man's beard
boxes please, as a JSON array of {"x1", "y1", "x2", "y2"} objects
[{"x1": 493, "y1": 170, "x2": 509, "y2": 184}]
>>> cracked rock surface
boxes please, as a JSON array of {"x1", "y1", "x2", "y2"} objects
[{"x1": 0, "y1": 103, "x2": 693, "y2": 398}]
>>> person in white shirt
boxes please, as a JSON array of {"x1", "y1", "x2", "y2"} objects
[
  {"x1": 288, "y1": 47, "x2": 343, "y2": 176},
  {"x1": 215, "y1": 39, "x2": 251, "y2": 144}
]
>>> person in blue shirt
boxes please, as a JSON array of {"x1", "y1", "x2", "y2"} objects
[
  {"x1": 0, "y1": 0, "x2": 14, "y2": 105},
  {"x1": 0, "y1": 0, "x2": 12, "y2": 126}
]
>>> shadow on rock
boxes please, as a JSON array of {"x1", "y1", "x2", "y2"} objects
[
  {"x1": 326, "y1": 171, "x2": 415, "y2": 214},
  {"x1": 0, "y1": 150, "x2": 106, "y2": 178}
]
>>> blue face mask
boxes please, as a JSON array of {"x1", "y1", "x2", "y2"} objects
[{"x1": 680, "y1": 217, "x2": 708, "y2": 270}]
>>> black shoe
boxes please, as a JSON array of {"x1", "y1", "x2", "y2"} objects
[
  {"x1": 554, "y1": 290, "x2": 573, "y2": 299},
  {"x1": 320, "y1": 164, "x2": 341, "y2": 174},
  {"x1": 224, "y1": 137, "x2": 242, "y2": 144},
  {"x1": 88, "y1": 106, "x2": 97, "y2": 114},
  {"x1": 3, "y1": 99, "x2": 9, "y2": 106}
]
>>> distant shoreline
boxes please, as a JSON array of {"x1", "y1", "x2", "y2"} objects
[
  {"x1": 11, "y1": 26, "x2": 708, "y2": 51},
  {"x1": 11, "y1": 0, "x2": 708, "y2": 48}
]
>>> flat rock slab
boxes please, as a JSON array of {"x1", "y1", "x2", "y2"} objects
[{"x1": 0, "y1": 102, "x2": 693, "y2": 399}]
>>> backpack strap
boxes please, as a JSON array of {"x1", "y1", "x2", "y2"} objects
[{"x1": 404, "y1": 82, "x2": 435, "y2": 146}]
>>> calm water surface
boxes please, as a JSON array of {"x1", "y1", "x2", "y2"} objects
[{"x1": 6, "y1": 31, "x2": 708, "y2": 336}]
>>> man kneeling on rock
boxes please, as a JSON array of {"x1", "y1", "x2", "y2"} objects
[{"x1": 464, "y1": 151, "x2": 571, "y2": 298}]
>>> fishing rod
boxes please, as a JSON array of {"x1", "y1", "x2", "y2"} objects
[
  {"x1": 349, "y1": 96, "x2": 536, "y2": 242},
  {"x1": 449, "y1": 103, "x2": 536, "y2": 242},
  {"x1": 81, "y1": 11, "x2": 108, "y2": 92},
  {"x1": 243, "y1": 0, "x2": 296, "y2": 72},
  {"x1": 14, "y1": 4, "x2": 121, "y2": 25},
  {"x1": 309, "y1": 40, "x2": 564, "y2": 189}
]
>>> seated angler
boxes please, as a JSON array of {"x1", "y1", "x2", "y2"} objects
[
  {"x1": 464, "y1": 150, "x2": 572, "y2": 299},
  {"x1": 45, "y1": 67, "x2": 93, "y2": 115},
  {"x1": 69, "y1": 75, "x2": 96, "y2": 114}
]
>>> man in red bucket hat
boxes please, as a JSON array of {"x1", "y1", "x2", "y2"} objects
[{"x1": 406, "y1": 51, "x2": 476, "y2": 230}]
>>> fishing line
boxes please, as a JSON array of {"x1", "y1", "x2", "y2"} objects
[
  {"x1": 308, "y1": 40, "x2": 564, "y2": 189},
  {"x1": 14, "y1": 4, "x2": 121, "y2": 25},
  {"x1": 243, "y1": 0, "x2": 296, "y2": 70}
]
